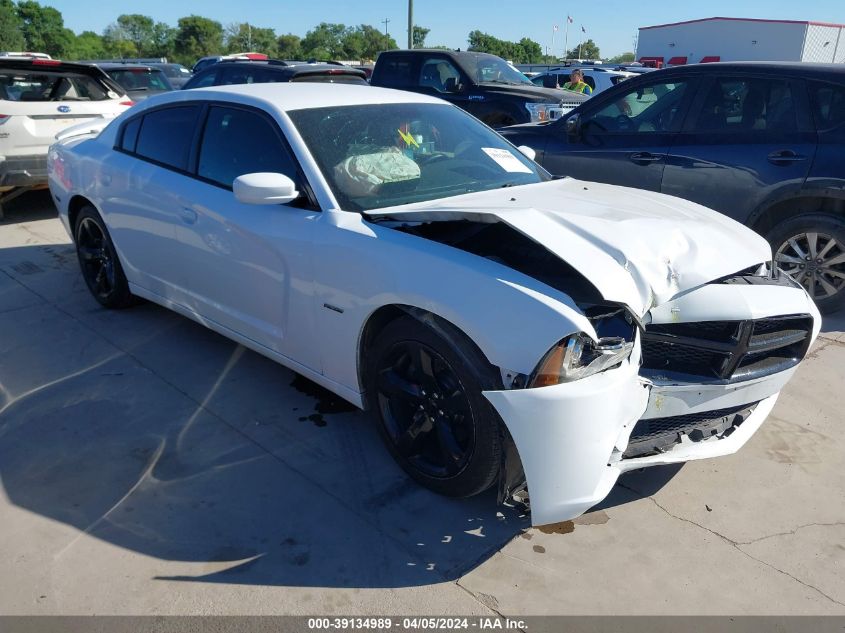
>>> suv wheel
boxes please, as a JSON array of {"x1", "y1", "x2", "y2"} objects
[{"x1": 769, "y1": 213, "x2": 845, "y2": 314}]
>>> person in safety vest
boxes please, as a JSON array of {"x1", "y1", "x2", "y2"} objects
[{"x1": 562, "y1": 69, "x2": 593, "y2": 96}]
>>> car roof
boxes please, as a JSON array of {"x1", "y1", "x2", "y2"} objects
[
  {"x1": 660, "y1": 61, "x2": 845, "y2": 77},
  {"x1": 97, "y1": 63, "x2": 158, "y2": 71},
  {"x1": 141, "y1": 82, "x2": 444, "y2": 112}
]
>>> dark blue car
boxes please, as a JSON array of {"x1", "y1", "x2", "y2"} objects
[{"x1": 499, "y1": 62, "x2": 845, "y2": 313}]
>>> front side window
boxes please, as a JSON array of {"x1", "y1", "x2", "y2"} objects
[
  {"x1": 134, "y1": 105, "x2": 200, "y2": 171},
  {"x1": 693, "y1": 77, "x2": 797, "y2": 132},
  {"x1": 465, "y1": 55, "x2": 533, "y2": 86},
  {"x1": 108, "y1": 69, "x2": 171, "y2": 92},
  {"x1": 289, "y1": 102, "x2": 548, "y2": 212},
  {"x1": 197, "y1": 106, "x2": 296, "y2": 188},
  {"x1": 583, "y1": 80, "x2": 688, "y2": 134}
]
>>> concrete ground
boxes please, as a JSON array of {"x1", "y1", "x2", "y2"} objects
[{"x1": 0, "y1": 191, "x2": 843, "y2": 616}]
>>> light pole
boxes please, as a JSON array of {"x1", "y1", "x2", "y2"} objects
[{"x1": 408, "y1": 0, "x2": 414, "y2": 49}]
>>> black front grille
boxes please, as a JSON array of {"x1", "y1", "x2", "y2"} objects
[
  {"x1": 624, "y1": 403, "x2": 757, "y2": 458},
  {"x1": 641, "y1": 315, "x2": 813, "y2": 383}
]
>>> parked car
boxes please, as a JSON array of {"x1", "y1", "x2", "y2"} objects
[
  {"x1": 89, "y1": 63, "x2": 174, "y2": 101},
  {"x1": 499, "y1": 62, "x2": 845, "y2": 313},
  {"x1": 531, "y1": 67, "x2": 636, "y2": 95},
  {"x1": 147, "y1": 63, "x2": 192, "y2": 89},
  {"x1": 182, "y1": 60, "x2": 368, "y2": 90},
  {"x1": 0, "y1": 57, "x2": 132, "y2": 217},
  {"x1": 48, "y1": 83, "x2": 819, "y2": 526},
  {"x1": 370, "y1": 49, "x2": 588, "y2": 127},
  {"x1": 192, "y1": 52, "x2": 268, "y2": 74}
]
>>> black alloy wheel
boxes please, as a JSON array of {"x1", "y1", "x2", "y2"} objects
[
  {"x1": 74, "y1": 206, "x2": 134, "y2": 309},
  {"x1": 367, "y1": 316, "x2": 503, "y2": 498}
]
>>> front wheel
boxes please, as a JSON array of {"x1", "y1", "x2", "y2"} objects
[
  {"x1": 74, "y1": 206, "x2": 135, "y2": 309},
  {"x1": 769, "y1": 214, "x2": 845, "y2": 314},
  {"x1": 366, "y1": 316, "x2": 503, "y2": 498}
]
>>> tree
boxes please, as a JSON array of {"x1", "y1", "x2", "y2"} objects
[
  {"x1": 174, "y1": 15, "x2": 223, "y2": 64},
  {"x1": 467, "y1": 30, "x2": 545, "y2": 63},
  {"x1": 606, "y1": 52, "x2": 635, "y2": 64},
  {"x1": 116, "y1": 14, "x2": 154, "y2": 55},
  {"x1": 565, "y1": 38, "x2": 600, "y2": 60},
  {"x1": 347, "y1": 24, "x2": 396, "y2": 61},
  {"x1": 149, "y1": 22, "x2": 176, "y2": 58},
  {"x1": 412, "y1": 25, "x2": 429, "y2": 48},
  {"x1": 225, "y1": 22, "x2": 277, "y2": 56},
  {"x1": 300, "y1": 22, "x2": 346, "y2": 59},
  {"x1": 65, "y1": 30, "x2": 107, "y2": 60},
  {"x1": 17, "y1": 1, "x2": 73, "y2": 57},
  {"x1": 276, "y1": 34, "x2": 301, "y2": 60},
  {"x1": 0, "y1": 0, "x2": 25, "y2": 51}
]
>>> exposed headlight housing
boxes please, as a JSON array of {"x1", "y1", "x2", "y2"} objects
[{"x1": 529, "y1": 334, "x2": 634, "y2": 387}]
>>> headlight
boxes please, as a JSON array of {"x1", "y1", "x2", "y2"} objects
[
  {"x1": 529, "y1": 334, "x2": 634, "y2": 387},
  {"x1": 525, "y1": 102, "x2": 560, "y2": 122}
]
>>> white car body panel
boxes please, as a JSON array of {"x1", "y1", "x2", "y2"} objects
[{"x1": 47, "y1": 83, "x2": 821, "y2": 526}]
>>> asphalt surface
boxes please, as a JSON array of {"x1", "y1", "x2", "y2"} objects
[{"x1": 0, "y1": 191, "x2": 843, "y2": 615}]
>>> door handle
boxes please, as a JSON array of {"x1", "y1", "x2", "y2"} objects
[
  {"x1": 178, "y1": 207, "x2": 197, "y2": 224},
  {"x1": 767, "y1": 150, "x2": 806, "y2": 164},
  {"x1": 629, "y1": 152, "x2": 662, "y2": 164}
]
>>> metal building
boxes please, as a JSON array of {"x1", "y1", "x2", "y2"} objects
[{"x1": 636, "y1": 17, "x2": 845, "y2": 66}]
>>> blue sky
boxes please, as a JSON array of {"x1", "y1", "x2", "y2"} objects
[{"x1": 49, "y1": 0, "x2": 845, "y2": 57}]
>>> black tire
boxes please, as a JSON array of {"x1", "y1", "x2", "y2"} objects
[
  {"x1": 767, "y1": 213, "x2": 845, "y2": 314},
  {"x1": 74, "y1": 205, "x2": 135, "y2": 309},
  {"x1": 366, "y1": 315, "x2": 503, "y2": 498}
]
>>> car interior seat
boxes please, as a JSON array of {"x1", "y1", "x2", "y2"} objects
[
  {"x1": 740, "y1": 87, "x2": 766, "y2": 129},
  {"x1": 420, "y1": 63, "x2": 444, "y2": 92}
]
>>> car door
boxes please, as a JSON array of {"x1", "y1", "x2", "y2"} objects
[
  {"x1": 661, "y1": 75, "x2": 816, "y2": 223},
  {"x1": 172, "y1": 103, "x2": 321, "y2": 365},
  {"x1": 541, "y1": 76, "x2": 696, "y2": 191},
  {"x1": 103, "y1": 104, "x2": 203, "y2": 299}
]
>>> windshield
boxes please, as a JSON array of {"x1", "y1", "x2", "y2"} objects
[
  {"x1": 107, "y1": 69, "x2": 171, "y2": 91},
  {"x1": 289, "y1": 103, "x2": 548, "y2": 212},
  {"x1": 160, "y1": 64, "x2": 191, "y2": 78},
  {"x1": 0, "y1": 70, "x2": 113, "y2": 101},
  {"x1": 464, "y1": 55, "x2": 533, "y2": 86}
]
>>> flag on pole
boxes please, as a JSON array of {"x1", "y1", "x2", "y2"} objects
[
  {"x1": 553, "y1": 25, "x2": 559, "y2": 31},
  {"x1": 581, "y1": 25, "x2": 587, "y2": 33},
  {"x1": 567, "y1": 15, "x2": 573, "y2": 23}
]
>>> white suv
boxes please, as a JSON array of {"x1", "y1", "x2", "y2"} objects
[{"x1": 0, "y1": 58, "x2": 132, "y2": 217}]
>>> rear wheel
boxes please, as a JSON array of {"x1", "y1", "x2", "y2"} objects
[
  {"x1": 366, "y1": 316, "x2": 503, "y2": 498},
  {"x1": 74, "y1": 206, "x2": 134, "y2": 309},
  {"x1": 769, "y1": 214, "x2": 845, "y2": 314}
]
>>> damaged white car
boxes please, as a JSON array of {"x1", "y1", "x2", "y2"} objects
[{"x1": 47, "y1": 84, "x2": 821, "y2": 526}]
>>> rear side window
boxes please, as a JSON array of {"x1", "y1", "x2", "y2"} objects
[
  {"x1": 197, "y1": 106, "x2": 297, "y2": 188},
  {"x1": 217, "y1": 65, "x2": 275, "y2": 85},
  {"x1": 108, "y1": 69, "x2": 171, "y2": 91},
  {"x1": 693, "y1": 78, "x2": 797, "y2": 132},
  {"x1": 186, "y1": 70, "x2": 218, "y2": 89},
  {"x1": 809, "y1": 81, "x2": 845, "y2": 131},
  {"x1": 135, "y1": 105, "x2": 200, "y2": 171},
  {"x1": 0, "y1": 70, "x2": 113, "y2": 101},
  {"x1": 120, "y1": 117, "x2": 141, "y2": 152},
  {"x1": 376, "y1": 57, "x2": 413, "y2": 86}
]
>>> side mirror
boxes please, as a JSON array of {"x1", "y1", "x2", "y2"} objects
[
  {"x1": 517, "y1": 145, "x2": 536, "y2": 161},
  {"x1": 443, "y1": 77, "x2": 461, "y2": 93},
  {"x1": 565, "y1": 113, "x2": 582, "y2": 138},
  {"x1": 233, "y1": 172, "x2": 300, "y2": 205}
]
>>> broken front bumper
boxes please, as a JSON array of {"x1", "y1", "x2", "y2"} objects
[{"x1": 484, "y1": 279, "x2": 821, "y2": 527}]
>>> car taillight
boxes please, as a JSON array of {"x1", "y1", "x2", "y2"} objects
[
  {"x1": 119, "y1": 100, "x2": 135, "y2": 107},
  {"x1": 32, "y1": 59, "x2": 62, "y2": 66},
  {"x1": 0, "y1": 115, "x2": 9, "y2": 125}
]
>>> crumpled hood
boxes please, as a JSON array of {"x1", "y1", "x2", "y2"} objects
[{"x1": 366, "y1": 178, "x2": 772, "y2": 316}]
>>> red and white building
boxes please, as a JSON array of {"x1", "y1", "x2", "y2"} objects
[{"x1": 636, "y1": 17, "x2": 845, "y2": 66}]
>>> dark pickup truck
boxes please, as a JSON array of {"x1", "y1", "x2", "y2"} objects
[{"x1": 370, "y1": 49, "x2": 588, "y2": 127}]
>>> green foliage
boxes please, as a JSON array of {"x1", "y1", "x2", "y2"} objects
[
  {"x1": 225, "y1": 23, "x2": 277, "y2": 56},
  {"x1": 65, "y1": 30, "x2": 106, "y2": 60},
  {"x1": 17, "y1": 1, "x2": 72, "y2": 57},
  {"x1": 565, "y1": 39, "x2": 601, "y2": 60},
  {"x1": 412, "y1": 25, "x2": 429, "y2": 49},
  {"x1": 606, "y1": 51, "x2": 635, "y2": 64},
  {"x1": 276, "y1": 34, "x2": 302, "y2": 60},
  {"x1": 300, "y1": 22, "x2": 396, "y2": 61},
  {"x1": 174, "y1": 15, "x2": 223, "y2": 64},
  {"x1": 0, "y1": 0, "x2": 25, "y2": 50},
  {"x1": 467, "y1": 30, "x2": 546, "y2": 63}
]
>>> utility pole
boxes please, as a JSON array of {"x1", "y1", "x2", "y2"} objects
[
  {"x1": 408, "y1": 0, "x2": 414, "y2": 49},
  {"x1": 382, "y1": 17, "x2": 391, "y2": 38}
]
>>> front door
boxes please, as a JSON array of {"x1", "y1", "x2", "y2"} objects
[{"x1": 541, "y1": 77, "x2": 696, "y2": 191}]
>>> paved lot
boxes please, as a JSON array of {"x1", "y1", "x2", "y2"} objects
[{"x1": 0, "y1": 192, "x2": 843, "y2": 615}]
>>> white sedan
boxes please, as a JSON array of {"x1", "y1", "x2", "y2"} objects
[{"x1": 48, "y1": 84, "x2": 820, "y2": 526}]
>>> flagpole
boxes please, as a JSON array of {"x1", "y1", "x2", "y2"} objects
[
  {"x1": 563, "y1": 19, "x2": 569, "y2": 60},
  {"x1": 551, "y1": 26, "x2": 556, "y2": 60},
  {"x1": 579, "y1": 26, "x2": 583, "y2": 60}
]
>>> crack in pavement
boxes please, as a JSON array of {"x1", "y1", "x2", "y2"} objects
[
  {"x1": 735, "y1": 522, "x2": 845, "y2": 546},
  {"x1": 454, "y1": 580, "x2": 514, "y2": 625},
  {"x1": 617, "y1": 482, "x2": 845, "y2": 608}
]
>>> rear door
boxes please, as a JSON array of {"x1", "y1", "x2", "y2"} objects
[
  {"x1": 541, "y1": 75, "x2": 696, "y2": 191},
  {"x1": 661, "y1": 74, "x2": 816, "y2": 223}
]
